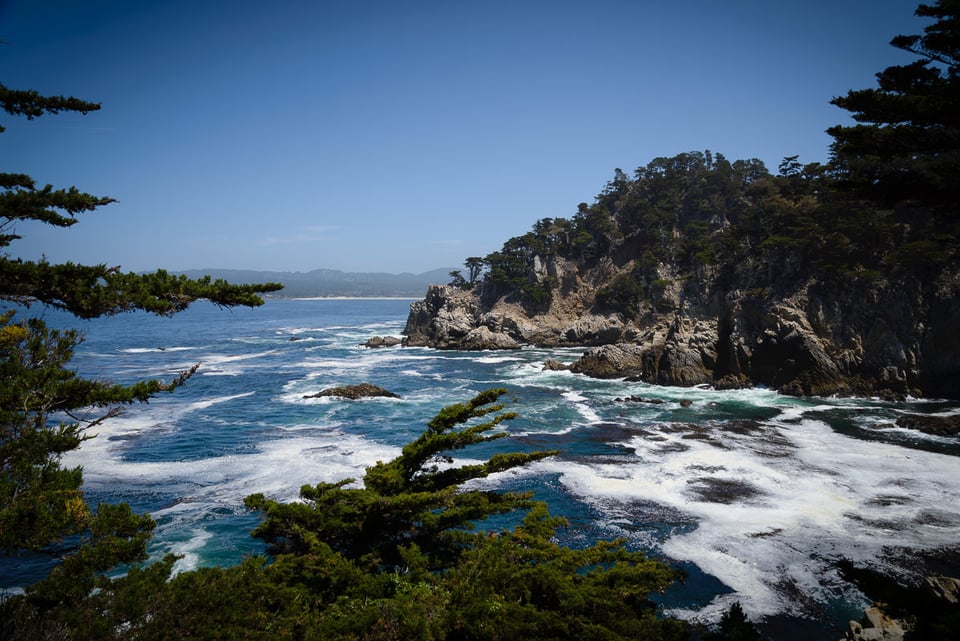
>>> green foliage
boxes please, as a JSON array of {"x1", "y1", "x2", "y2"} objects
[
  {"x1": 2, "y1": 390, "x2": 690, "y2": 640},
  {"x1": 0, "y1": 311, "x2": 194, "y2": 554},
  {"x1": 246, "y1": 389, "x2": 554, "y2": 571},
  {"x1": 703, "y1": 602, "x2": 763, "y2": 641},
  {"x1": 0, "y1": 79, "x2": 281, "y2": 637},
  {"x1": 827, "y1": 0, "x2": 960, "y2": 266},
  {"x1": 141, "y1": 391, "x2": 687, "y2": 640},
  {"x1": 596, "y1": 270, "x2": 646, "y2": 318}
]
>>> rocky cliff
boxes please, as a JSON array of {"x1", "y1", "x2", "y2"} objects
[
  {"x1": 403, "y1": 256, "x2": 960, "y2": 400},
  {"x1": 402, "y1": 149, "x2": 960, "y2": 400}
]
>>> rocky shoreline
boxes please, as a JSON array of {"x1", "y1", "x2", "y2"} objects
[{"x1": 399, "y1": 255, "x2": 960, "y2": 401}]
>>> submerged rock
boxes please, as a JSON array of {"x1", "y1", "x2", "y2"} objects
[{"x1": 304, "y1": 383, "x2": 400, "y2": 400}]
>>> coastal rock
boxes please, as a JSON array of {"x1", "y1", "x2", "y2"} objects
[
  {"x1": 841, "y1": 574, "x2": 960, "y2": 641},
  {"x1": 615, "y1": 396, "x2": 664, "y2": 404},
  {"x1": 570, "y1": 343, "x2": 649, "y2": 379},
  {"x1": 895, "y1": 413, "x2": 960, "y2": 437},
  {"x1": 363, "y1": 336, "x2": 402, "y2": 348},
  {"x1": 460, "y1": 326, "x2": 520, "y2": 350},
  {"x1": 843, "y1": 606, "x2": 905, "y2": 641},
  {"x1": 542, "y1": 359, "x2": 570, "y2": 371},
  {"x1": 563, "y1": 314, "x2": 625, "y2": 345},
  {"x1": 304, "y1": 383, "x2": 400, "y2": 400},
  {"x1": 401, "y1": 255, "x2": 960, "y2": 399},
  {"x1": 925, "y1": 576, "x2": 960, "y2": 603},
  {"x1": 403, "y1": 284, "x2": 479, "y2": 348}
]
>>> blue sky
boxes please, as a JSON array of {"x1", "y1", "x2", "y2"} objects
[{"x1": 3, "y1": 0, "x2": 920, "y2": 274}]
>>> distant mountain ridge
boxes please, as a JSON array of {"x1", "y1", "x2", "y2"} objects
[{"x1": 175, "y1": 267, "x2": 454, "y2": 298}]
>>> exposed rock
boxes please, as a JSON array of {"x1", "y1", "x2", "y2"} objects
[
  {"x1": 460, "y1": 326, "x2": 521, "y2": 350},
  {"x1": 925, "y1": 576, "x2": 960, "y2": 603},
  {"x1": 843, "y1": 606, "x2": 906, "y2": 641},
  {"x1": 841, "y1": 574, "x2": 960, "y2": 641},
  {"x1": 615, "y1": 396, "x2": 663, "y2": 404},
  {"x1": 401, "y1": 255, "x2": 960, "y2": 399},
  {"x1": 304, "y1": 383, "x2": 400, "y2": 400},
  {"x1": 403, "y1": 284, "x2": 479, "y2": 349},
  {"x1": 363, "y1": 336, "x2": 402, "y2": 348},
  {"x1": 895, "y1": 413, "x2": 960, "y2": 437},
  {"x1": 569, "y1": 344, "x2": 649, "y2": 379},
  {"x1": 542, "y1": 359, "x2": 571, "y2": 371},
  {"x1": 563, "y1": 314, "x2": 625, "y2": 345}
]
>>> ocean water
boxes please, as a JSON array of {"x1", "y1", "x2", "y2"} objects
[{"x1": 4, "y1": 298, "x2": 959, "y2": 639}]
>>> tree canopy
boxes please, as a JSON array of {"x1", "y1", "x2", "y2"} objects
[
  {"x1": 828, "y1": 0, "x2": 960, "y2": 217},
  {"x1": 3, "y1": 390, "x2": 692, "y2": 641},
  {"x1": 0, "y1": 80, "x2": 281, "y2": 625}
]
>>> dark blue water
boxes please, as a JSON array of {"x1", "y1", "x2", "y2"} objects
[{"x1": 4, "y1": 298, "x2": 959, "y2": 640}]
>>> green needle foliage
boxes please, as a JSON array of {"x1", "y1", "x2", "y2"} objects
[
  {"x1": 0, "y1": 390, "x2": 690, "y2": 640},
  {"x1": 9, "y1": 390, "x2": 686, "y2": 641},
  {"x1": 0, "y1": 78, "x2": 281, "y2": 636},
  {"x1": 236, "y1": 389, "x2": 687, "y2": 641},
  {"x1": 246, "y1": 388, "x2": 554, "y2": 572}
]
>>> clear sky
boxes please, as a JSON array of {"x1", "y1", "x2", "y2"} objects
[{"x1": 2, "y1": 0, "x2": 921, "y2": 274}]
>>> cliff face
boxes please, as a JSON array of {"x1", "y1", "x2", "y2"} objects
[{"x1": 403, "y1": 257, "x2": 960, "y2": 400}]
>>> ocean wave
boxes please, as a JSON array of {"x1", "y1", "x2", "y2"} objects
[
  {"x1": 545, "y1": 413, "x2": 960, "y2": 621},
  {"x1": 119, "y1": 346, "x2": 197, "y2": 354}
]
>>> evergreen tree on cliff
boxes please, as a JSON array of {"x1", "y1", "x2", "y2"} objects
[
  {"x1": 828, "y1": 0, "x2": 959, "y2": 259},
  {"x1": 0, "y1": 81, "x2": 281, "y2": 631}
]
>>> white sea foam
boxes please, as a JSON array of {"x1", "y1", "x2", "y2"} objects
[
  {"x1": 544, "y1": 409, "x2": 960, "y2": 621},
  {"x1": 75, "y1": 420, "x2": 399, "y2": 515},
  {"x1": 198, "y1": 350, "x2": 278, "y2": 376},
  {"x1": 120, "y1": 346, "x2": 196, "y2": 354},
  {"x1": 475, "y1": 355, "x2": 525, "y2": 364},
  {"x1": 561, "y1": 390, "x2": 602, "y2": 424},
  {"x1": 49, "y1": 301, "x2": 958, "y2": 634},
  {"x1": 168, "y1": 529, "x2": 214, "y2": 575}
]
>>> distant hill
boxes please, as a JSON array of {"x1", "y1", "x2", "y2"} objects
[{"x1": 175, "y1": 268, "x2": 455, "y2": 298}]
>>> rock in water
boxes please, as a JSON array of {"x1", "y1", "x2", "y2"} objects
[
  {"x1": 363, "y1": 336, "x2": 402, "y2": 348},
  {"x1": 304, "y1": 383, "x2": 400, "y2": 400}
]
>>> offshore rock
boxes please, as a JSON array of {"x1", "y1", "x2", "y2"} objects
[
  {"x1": 304, "y1": 383, "x2": 400, "y2": 400},
  {"x1": 570, "y1": 343, "x2": 648, "y2": 379},
  {"x1": 363, "y1": 336, "x2": 402, "y2": 348},
  {"x1": 895, "y1": 413, "x2": 960, "y2": 436}
]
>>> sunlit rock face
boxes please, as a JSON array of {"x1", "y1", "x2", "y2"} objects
[{"x1": 402, "y1": 257, "x2": 960, "y2": 399}]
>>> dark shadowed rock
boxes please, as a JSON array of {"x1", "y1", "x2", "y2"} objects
[
  {"x1": 364, "y1": 336, "x2": 402, "y2": 348},
  {"x1": 304, "y1": 383, "x2": 400, "y2": 400},
  {"x1": 615, "y1": 396, "x2": 664, "y2": 404},
  {"x1": 895, "y1": 413, "x2": 960, "y2": 436}
]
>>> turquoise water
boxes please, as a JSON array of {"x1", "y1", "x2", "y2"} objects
[{"x1": 4, "y1": 298, "x2": 959, "y2": 639}]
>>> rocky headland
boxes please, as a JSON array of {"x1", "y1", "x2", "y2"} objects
[
  {"x1": 402, "y1": 263, "x2": 959, "y2": 400},
  {"x1": 403, "y1": 154, "x2": 960, "y2": 399}
]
